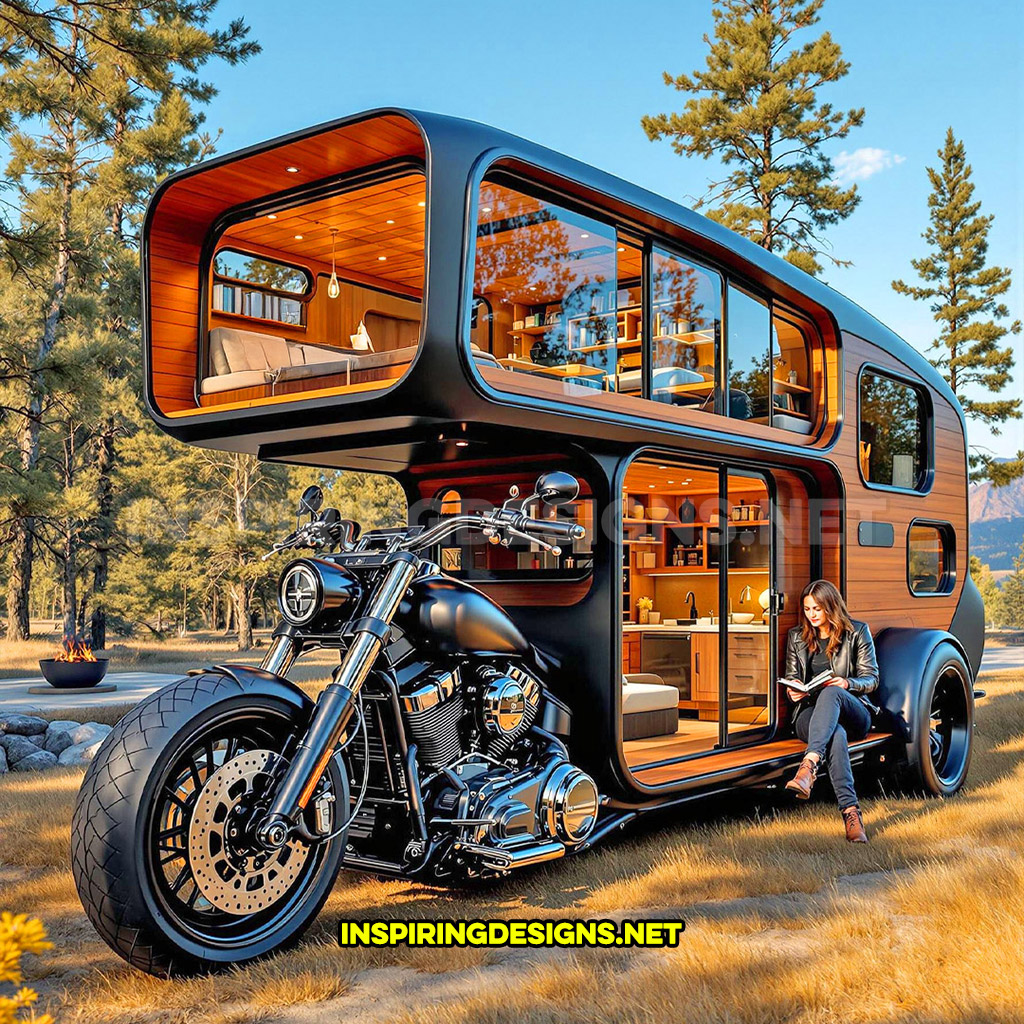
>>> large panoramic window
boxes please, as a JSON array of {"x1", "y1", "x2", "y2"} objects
[
  {"x1": 859, "y1": 370, "x2": 928, "y2": 489},
  {"x1": 199, "y1": 169, "x2": 426, "y2": 408}
]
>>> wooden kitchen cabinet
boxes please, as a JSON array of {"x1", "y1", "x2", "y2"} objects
[
  {"x1": 622, "y1": 633, "x2": 641, "y2": 674},
  {"x1": 691, "y1": 632, "x2": 720, "y2": 702}
]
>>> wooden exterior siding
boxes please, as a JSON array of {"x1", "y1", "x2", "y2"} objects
[{"x1": 836, "y1": 331, "x2": 967, "y2": 633}]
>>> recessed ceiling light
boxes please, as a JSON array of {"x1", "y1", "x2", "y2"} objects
[
  {"x1": 286, "y1": 166, "x2": 299, "y2": 173},
  {"x1": 581, "y1": 233, "x2": 589, "y2": 239},
  {"x1": 667, "y1": 480, "x2": 675, "y2": 484},
  {"x1": 294, "y1": 234, "x2": 303, "y2": 240},
  {"x1": 658, "y1": 465, "x2": 667, "y2": 470},
  {"x1": 618, "y1": 246, "x2": 625, "y2": 252},
  {"x1": 386, "y1": 219, "x2": 395, "y2": 224},
  {"x1": 378, "y1": 255, "x2": 387, "y2": 261},
  {"x1": 649, "y1": 484, "x2": 656, "y2": 489},
  {"x1": 417, "y1": 200, "x2": 425, "y2": 207},
  {"x1": 267, "y1": 214, "x2": 277, "y2": 220},
  {"x1": 454, "y1": 440, "x2": 470, "y2": 448},
  {"x1": 482, "y1": 206, "x2": 492, "y2": 213}
]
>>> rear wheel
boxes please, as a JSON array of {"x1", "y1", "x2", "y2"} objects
[
  {"x1": 72, "y1": 673, "x2": 347, "y2": 976},
  {"x1": 897, "y1": 645, "x2": 973, "y2": 796}
]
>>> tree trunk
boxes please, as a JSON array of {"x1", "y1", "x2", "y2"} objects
[
  {"x1": 234, "y1": 583, "x2": 252, "y2": 650},
  {"x1": 5, "y1": 133, "x2": 75, "y2": 641},
  {"x1": 62, "y1": 525, "x2": 78, "y2": 638},
  {"x1": 89, "y1": 429, "x2": 115, "y2": 649},
  {"x1": 5, "y1": 524, "x2": 33, "y2": 640}
]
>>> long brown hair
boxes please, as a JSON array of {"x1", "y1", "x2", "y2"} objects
[{"x1": 800, "y1": 580, "x2": 854, "y2": 657}]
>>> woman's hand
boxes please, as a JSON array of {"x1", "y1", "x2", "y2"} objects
[
  {"x1": 826, "y1": 677, "x2": 849, "y2": 689},
  {"x1": 784, "y1": 683, "x2": 806, "y2": 702}
]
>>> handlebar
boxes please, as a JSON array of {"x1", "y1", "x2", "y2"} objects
[{"x1": 512, "y1": 515, "x2": 585, "y2": 543}]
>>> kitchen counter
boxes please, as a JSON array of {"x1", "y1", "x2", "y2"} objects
[{"x1": 623, "y1": 622, "x2": 769, "y2": 633}]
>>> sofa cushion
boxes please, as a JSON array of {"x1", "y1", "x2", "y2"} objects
[
  {"x1": 275, "y1": 358, "x2": 354, "y2": 383},
  {"x1": 200, "y1": 368, "x2": 270, "y2": 394},
  {"x1": 209, "y1": 327, "x2": 283, "y2": 373},
  {"x1": 621, "y1": 676, "x2": 678, "y2": 715}
]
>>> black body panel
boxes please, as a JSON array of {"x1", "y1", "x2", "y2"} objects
[{"x1": 395, "y1": 574, "x2": 530, "y2": 657}]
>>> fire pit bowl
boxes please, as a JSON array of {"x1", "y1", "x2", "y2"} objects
[{"x1": 38, "y1": 656, "x2": 110, "y2": 689}]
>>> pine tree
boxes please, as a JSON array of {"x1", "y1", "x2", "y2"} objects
[
  {"x1": 0, "y1": 2, "x2": 257, "y2": 642},
  {"x1": 1000, "y1": 542, "x2": 1024, "y2": 630},
  {"x1": 893, "y1": 128, "x2": 1022, "y2": 483},
  {"x1": 970, "y1": 554, "x2": 1003, "y2": 628},
  {"x1": 642, "y1": 0, "x2": 863, "y2": 275}
]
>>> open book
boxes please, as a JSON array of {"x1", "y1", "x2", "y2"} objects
[{"x1": 779, "y1": 669, "x2": 834, "y2": 694}]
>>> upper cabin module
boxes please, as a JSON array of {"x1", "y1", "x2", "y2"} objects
[{"x1": 143, "y1": 108, "x2": 961, "y2": 489}]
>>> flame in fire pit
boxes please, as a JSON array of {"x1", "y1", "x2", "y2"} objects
[{"x1": 55, "y1": 636, "x2": 98, "y2": 663}]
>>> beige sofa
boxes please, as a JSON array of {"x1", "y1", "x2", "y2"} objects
[{"x1": 202, "y1": 326, "x2": 502, "y2": 395}]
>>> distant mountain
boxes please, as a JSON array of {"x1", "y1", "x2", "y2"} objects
[{"x1": 970, "y1": 477, "x2": 1024, "y2": 570}]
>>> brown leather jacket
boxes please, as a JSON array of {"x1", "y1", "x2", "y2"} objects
[{"x1": 784, "y1": 620, "x2": 879, "y2": 696}]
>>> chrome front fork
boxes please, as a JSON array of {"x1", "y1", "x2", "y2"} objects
[
  {"x1": 255, "y1": 552, "x2": 421, "y2": 849},
  {"x1": 261, "y1": 631, "x2": 300, "y2": 677}
]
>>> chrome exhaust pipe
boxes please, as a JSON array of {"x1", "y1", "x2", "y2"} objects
[{"x1": 454, "y1": 839, "x2": 566, "y2": 871}]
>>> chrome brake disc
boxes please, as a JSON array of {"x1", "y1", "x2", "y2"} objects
[{"x1": 188, "y1": 749, "x2": 310, "y2": 916}]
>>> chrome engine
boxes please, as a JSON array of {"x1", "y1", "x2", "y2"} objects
[{"x1": 396, "y1": 660, "x2": 599, "y2": 875}]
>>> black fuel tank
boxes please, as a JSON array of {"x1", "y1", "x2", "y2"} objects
[{"x1": 395, "y1": 574, "x2": 529, "y2": 657}]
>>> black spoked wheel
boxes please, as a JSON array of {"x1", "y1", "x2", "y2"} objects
[
  {"x1": 72, "y1": 672, "x2": 347, "y2": 977},
  {"x1": 146, "y1": 710, "x2": 337, "y2": 951},
  {"x1": 925, "y1": 666, "x2": 972, "y2": 791},
  {"x1": 898, "y1": 645, "x2": 973, "y2": 797}
]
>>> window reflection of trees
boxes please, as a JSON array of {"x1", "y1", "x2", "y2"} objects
[
  {"x1": 861, "y1": 373, "x2": 923, "y2": 487},
  {"x1": 651, "y1": 251, "x2": 722, "y2": 407},
  {"x1": 474, "y1": 183, "x2": 615, "y2": 372}
]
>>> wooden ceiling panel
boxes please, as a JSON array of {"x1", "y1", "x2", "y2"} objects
[{"x1": 220, "y1": 172, "x2": 426, "y2": 292}]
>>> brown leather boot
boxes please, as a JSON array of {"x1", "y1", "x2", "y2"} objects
[
  {"x1": 785, "y1": 756, "x2": 819, "y2": 799},
  {"x1": 842, "y1": 805, "x2": 868, "y2": 843}
]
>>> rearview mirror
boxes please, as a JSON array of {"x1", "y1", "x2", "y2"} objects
[
  {"x1": 535, "y1": 471, "x2": 579, "y2": 507},
  {"x1": 298, "y1": 484, "x2": 324, "y2": 517}
]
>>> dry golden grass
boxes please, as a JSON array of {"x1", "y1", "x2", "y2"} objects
[{"x1": 0, "y1": 666, "x2": 1019, "y2": 1023}]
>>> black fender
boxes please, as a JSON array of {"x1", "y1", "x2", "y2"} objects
[
  {"x1": 948, "y1": 571, "x2": 985, "y2": 680},
  {"x1": 873, "y1": 629, "x2": 971, "y2": 743},
  {"x1": 197, "y1": 662, "x2": 316, "y2": 717}
]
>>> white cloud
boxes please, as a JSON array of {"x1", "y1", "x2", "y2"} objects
[{"x1": 832, "y1": 147, "x2": 906, "y2": 185}]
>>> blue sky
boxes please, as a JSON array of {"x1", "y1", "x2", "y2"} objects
[{"x1": 210, "y1": 0, "x2": 1023, "y2": 460}]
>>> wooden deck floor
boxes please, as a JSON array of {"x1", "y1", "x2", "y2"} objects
[{"x1": 628, "y1": 732, "x2": 891, "y2": 786}]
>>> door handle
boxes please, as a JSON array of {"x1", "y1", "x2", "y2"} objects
[{"x1": 695, "y1": 651, "x2": 700, "y2": 674}]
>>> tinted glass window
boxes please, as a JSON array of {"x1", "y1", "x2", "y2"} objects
[
  {"x1": 212, "y1": 249, "x2": 311, "y2": 326},
  {"x1": 649, "y1": 248, "x2": 722, "y2": 412},
  {"x1": 860, "y1": 371, "x2": 928, "y2": 489},
  {"x1": 727, "y1": 286, "x2": 771, "y2": 421},
  {"x1": 473, "y1": 179, "x2": 620, "y2": 398},
  {"x1": 909, "y1": 523, "x2": 952, "y2": 594}
]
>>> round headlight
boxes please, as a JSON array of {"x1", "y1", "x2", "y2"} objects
[{"x1": 279, "y1": 563, "x2": 322, "y2": 624}]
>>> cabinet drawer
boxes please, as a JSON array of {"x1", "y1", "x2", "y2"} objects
[
  {"x1": 729, "y1": 648, "x2": 768, "y2": 672},
  {"x1": 728, "y1": 633, "x2": 768, "y2": 652},
  {"x1": 727, "y1": 666, "x2": 768, "y2": 694}
]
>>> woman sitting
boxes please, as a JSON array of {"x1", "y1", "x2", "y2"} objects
[{"x1": 783, "y1": 580, "x2": 879, "y2": 842}]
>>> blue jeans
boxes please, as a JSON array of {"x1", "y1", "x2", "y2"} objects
[{"x1": 792, "y1": 686, "x2": 872, "y2": 810}]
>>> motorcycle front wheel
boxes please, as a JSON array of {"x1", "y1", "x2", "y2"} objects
[{"x1": 71, "y1": 672, "x2": 347, "y2": 977}]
